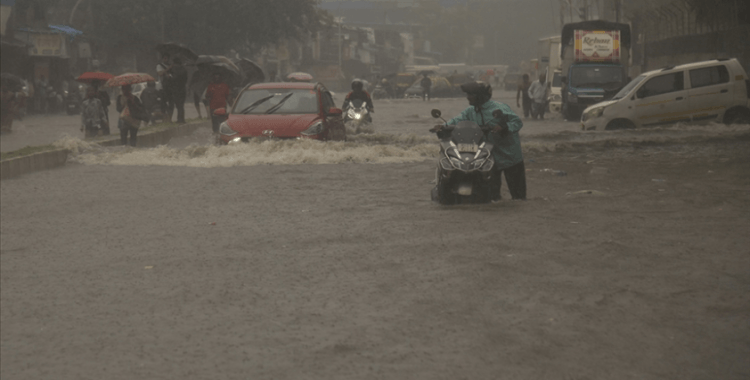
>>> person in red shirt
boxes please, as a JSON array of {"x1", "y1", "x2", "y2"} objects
[{"x1": 205, "y1": 73, "x2": 231, "y2": 133}]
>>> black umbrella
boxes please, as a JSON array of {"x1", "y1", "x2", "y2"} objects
[
  {"x1": 156, "y1": 42, "x2": 198, "y2": 61},
  {"x1": 1, "y1": 73, "x2": 24, "y2": 92},
  {"x1": 194, "y1": 55, "x2": 238, "y2": 68},
  {"x1": 232, "y1": 58, "x2": 266, "y2": 85}
]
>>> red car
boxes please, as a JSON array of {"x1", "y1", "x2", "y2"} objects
[{"x1": 218, "y1": 82, "x2": 346, "y2": 144}]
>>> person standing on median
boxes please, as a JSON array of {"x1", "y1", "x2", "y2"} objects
[
  {"x1": 116, "y1": 84, "x2": 146, "y2": 146},
  {"x1": 205, "y1": 73, "x2": 231, "y2": 134}
]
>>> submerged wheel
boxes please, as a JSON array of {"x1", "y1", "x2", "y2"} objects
[
  {"x1": 605, "y1": 119, "x2": 635, "y2": 130},
  {"x1": 436, "y1": 176, "x2": 455, "y2": 205},
  {"x1": 723, "y1": 108, "x2": 750, "y2": 125}
]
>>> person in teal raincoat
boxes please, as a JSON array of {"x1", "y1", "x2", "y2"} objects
[{"x1": 430, "y1": 81, "x2": 527, "y2": 200}]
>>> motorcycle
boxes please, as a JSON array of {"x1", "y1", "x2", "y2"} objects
[
  {"x1": 429, "y1": 108, "x2": 496, "y2": 205},
  {"x1": 344, "y1": 98, "x2": 371, "y2": 127}
]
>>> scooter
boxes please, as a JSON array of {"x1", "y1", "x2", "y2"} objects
[
  {"x1": 344, "y1": 98, "x2": 371, "y2": 127},
  {"x1": 429, "y1": 108, "x2": 496, "y2": 205}
]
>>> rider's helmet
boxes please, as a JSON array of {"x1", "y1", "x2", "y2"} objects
[
  {"x1": 460, "y1": 81, "x2": 492, "y2": 105},
  {"x1": 351, "y1": 79, "x2": 364, "y2": 92}
]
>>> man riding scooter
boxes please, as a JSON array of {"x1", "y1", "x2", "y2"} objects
[
  {"x1": 342, "y1": 79, "x2": 374, "y2": 123},
  {"x1": 430, "y1": 81, "x2": 527, "y2": 201}
]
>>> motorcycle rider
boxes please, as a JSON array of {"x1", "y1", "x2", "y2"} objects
[
  {"x1": 430, "y1": 81, "x2": 526, "y2": 201},
  {"x1": 342, "y1": 79, "x2": 374, "y2": 122}
]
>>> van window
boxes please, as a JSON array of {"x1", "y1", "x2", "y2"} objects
[
  {"x1": 689, "y1": 65, "x2": 730, "y2": 88},
  {"x1": 638, "y1": 72, "x2": 684, "y2": 98}
]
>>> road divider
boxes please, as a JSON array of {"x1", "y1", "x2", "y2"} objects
[{"x1": 0, "y1": 121, "x2": 207, "y2": 180}]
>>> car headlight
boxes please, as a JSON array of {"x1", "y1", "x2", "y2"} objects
[
  {"x1": 219, "y1": 122, "x2": 237, "y2": 135},
  {"x1": 301, "y1": 121, "x2": 323, "y2": 136},
  {"x1": 582, "y1": 106, "x2": 605, "y2": 122},
  {"x1": 551, "y1": 94, "x2": 562, "y2": 101}
]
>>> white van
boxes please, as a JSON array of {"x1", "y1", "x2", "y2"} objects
[{"x1": 581, "y1": 59, "x2": 750, "y2": 130}]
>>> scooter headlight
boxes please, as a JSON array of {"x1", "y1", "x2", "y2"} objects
[
  {"x1": 219, "y1": 122, "x2": 237, "y2": 136},
  {"x1": 347, "y1": 109, "x2": 356, "y2": 119}
]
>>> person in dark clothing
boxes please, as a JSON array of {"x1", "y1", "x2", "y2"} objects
[
  {"x1": 116, "y1": 84, "x2": 144, "y2": 146},
  {"x1": 140, "y1": 81, "x2": 161, "y2": 124},
  {"x1": 91, "y1": 80, "x2": 111, "y2": 134},
  {"x1": 342, "y1": 79, "x2": 374, "y2": 122},
  {"x1": 420, "y1": 74, "x2": 432, "y2": 101},
  {"x1": 166, "y1": 57, "x2": 188, "y2": 123},
  {"x1": 516, "y1": 74, "x2": 532, "y2": 119}
]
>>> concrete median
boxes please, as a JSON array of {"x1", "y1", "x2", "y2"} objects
[{"x1": 1, "y1": 121, "x2": 207, "y2": 181}]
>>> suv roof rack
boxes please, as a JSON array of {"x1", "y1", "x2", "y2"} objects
[{"x1": 661, "y1": 66, "x2": 675, "y2": 71}]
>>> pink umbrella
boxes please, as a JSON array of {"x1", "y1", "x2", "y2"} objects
[
  {"x1": 286, "y1": 72, "x2": 313, "y2": 82},
  {"x1": 76, "y1": 71, "x2": 114, "y2": 84},
  {"x1": 105, "y1": 73, "x2": 156, "y2": 87}
]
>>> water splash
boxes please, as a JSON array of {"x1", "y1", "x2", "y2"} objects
[{"x1": 73, "y1": 138, "x2": 439, "y2": 168}]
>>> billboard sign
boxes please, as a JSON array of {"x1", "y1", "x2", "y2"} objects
[{"x1": 574, "y1": 30, "x2": 620, "y2": 62}]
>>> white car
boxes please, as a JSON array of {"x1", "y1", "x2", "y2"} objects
[{"x1": 581, "y1": 58, "x2": 750, "y2": 130}]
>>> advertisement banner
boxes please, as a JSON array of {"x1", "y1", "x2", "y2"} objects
[
  {"x1": 29, "y1": 33, "x2": 66, "y2": 57},
  {"x1": 574, "y1": 30, "x2": 620, "y2": 62}
]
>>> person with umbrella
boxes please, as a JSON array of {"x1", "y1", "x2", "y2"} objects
[
  {"x1": 166, "y1": 57, "x2": 188, "y2": 124},
  {"x1": 80, "y1": 86, "x2": 107, "y2": 138},
  {"x1": 76, "y1": 72, "x2": 115, "y2": 135},
  {"x1": 107, "y1": 73, "x2": 154, "y2": 146}
]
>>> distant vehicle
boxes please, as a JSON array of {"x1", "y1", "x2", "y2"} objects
[
  {"x1": 503, "y1": 72, "x2": 522, "y2": 91},
  {"x1": 388, "y1": 73, "x2": 417, "y2": 98},
  {"x1": 580, "y1": 58, "x2": 750, "y2": 130},
  {"x1": 561, "y1": 20, "x2": 632, "y2": 120},
  {"x1": 404, "y1": 76, "x2": 454, "y2": 98},
  {"x1": 218, "y1": 82, "x2": 346, "y2": 144}
]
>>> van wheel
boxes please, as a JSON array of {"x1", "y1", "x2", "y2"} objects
[
  {"x1": 605, "y1": 119, "x2": 635, "y2": 130},
  {"x1": 723, "y1": 108, "x2": 750, "y2": 125}
]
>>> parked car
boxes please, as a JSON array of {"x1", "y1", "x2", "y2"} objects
[
  {"x1": 404, "y1": 76, "x2": 454, "y2": 98},
  {"x1": 218, "y1": 82, "x2": 346, "y2": 144},
  {"x1": 581, "y1": 58, "x2": 750, "y2": 130}
]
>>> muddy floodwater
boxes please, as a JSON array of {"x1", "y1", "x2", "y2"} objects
[{"x1": 2, "y1": 92, "x2": 749, "y2": 379}]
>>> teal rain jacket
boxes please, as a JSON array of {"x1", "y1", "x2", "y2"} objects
[{"x1": 446, "y1": 100, "x2": 524, "y2": 170}]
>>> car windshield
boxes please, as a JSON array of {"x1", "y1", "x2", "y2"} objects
[
  {"x1": 611, "y1": 75, "x2": 647, "y2": 100},
  {"x1": 570, "y1": 66, "x2": 623, "y2": 87},
  {"x1": 233, "y1": 88, "x2": 319, "y2": 114}
]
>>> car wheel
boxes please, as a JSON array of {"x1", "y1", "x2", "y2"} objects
[
  {"x1": 605, "y1": 119, "x2": 635, "y2": 130},
  {"x1": 723, "y1": 108, "x2": 750, "y2": 125}
]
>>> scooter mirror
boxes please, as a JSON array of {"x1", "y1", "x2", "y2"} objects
[{"x1": 431, "y1": 109, "x2": 442, "y2": 119}]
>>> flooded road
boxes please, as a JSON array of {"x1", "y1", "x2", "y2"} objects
[{"x1": 2, "y1": 92, "x2": 750, "y2": 379}]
